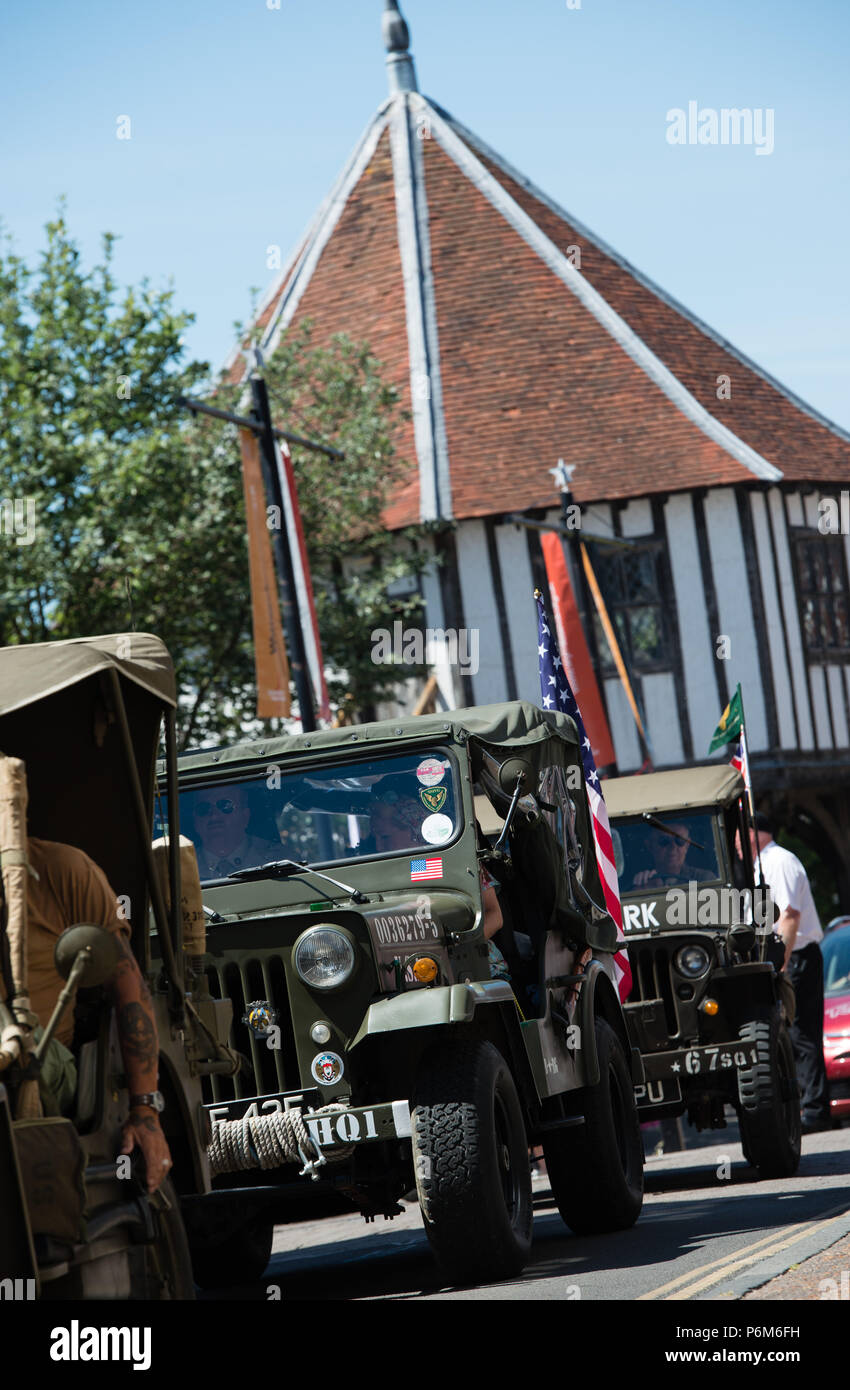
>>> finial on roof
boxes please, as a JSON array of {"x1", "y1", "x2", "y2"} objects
[{"x1": 383, "y1": 0, "x2": 418, "y2": 95}]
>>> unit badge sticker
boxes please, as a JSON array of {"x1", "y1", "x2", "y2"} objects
[
  {"x1": 311, "y1": 1051, "x2": 345, "y2": 1086},
  {"x1": 419, "y1": 785, "x2": 447, "y2": 813},
  {"x1": 416, "y1": 758, "x2": 445, "y2": 787}
]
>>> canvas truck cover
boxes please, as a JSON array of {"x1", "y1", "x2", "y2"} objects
[
  {"x1": 171, "y1": 700, "x2": 580, "y2": 775},
  {"x1": 0, "y1": 634, "x2": 176, "y2": 945},
  {"x1": 604, "y1": 765, "x2": 744, "y2": 819},
  {"x1": 0, "y1": 633, "x2": 176, "y2": 716}
]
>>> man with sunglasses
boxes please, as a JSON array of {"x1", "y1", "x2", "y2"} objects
[{"x1": 191, "y1": 784, "x2": 277, "y2": 880}]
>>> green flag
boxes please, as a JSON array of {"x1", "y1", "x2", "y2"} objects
[{"x1": 708, "y1": 685, "x2": 743, "y2": 753}]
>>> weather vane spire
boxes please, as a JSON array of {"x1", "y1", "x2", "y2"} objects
[{"x1": 382, "y1": 0, "x2": 418, "y2": 95}]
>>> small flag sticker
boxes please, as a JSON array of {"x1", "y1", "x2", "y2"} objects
[{"x1": 410, "y1": 857, "x2": 443, "y2": 882}]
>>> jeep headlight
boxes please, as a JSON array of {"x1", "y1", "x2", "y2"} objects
[
  {"x1": 294, "y1": 926, "x2": 356, "y2": 990},
  {"x1": 674, "y1": 944, "x2": 711, "y2": 979}
]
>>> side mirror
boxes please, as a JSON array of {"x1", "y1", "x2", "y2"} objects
[
  {"x1": 728, "y1": 923, "x2": 756, "y2": 955},
  {"x1": 496, "y1": 756, "x2": 535, "y2": 796},
  {"x1": 54, "y1": 924, "x2": 123, "y2": 989}
]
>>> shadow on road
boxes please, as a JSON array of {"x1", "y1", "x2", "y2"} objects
[{"x1": 198, "y1": 1133, "x2": 850, "y2": 1301}]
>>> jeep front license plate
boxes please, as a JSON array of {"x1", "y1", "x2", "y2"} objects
[
  {"x1": 204, "y1": 1093, "x2": 412, "y2": 1151},
  {"x1": 643, "y1": 1042, "x2": 760, "y2": 1082}
]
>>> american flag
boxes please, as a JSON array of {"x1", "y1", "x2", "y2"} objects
[
  {"x1": 410, "y1": 858, "x2": 443, "y2": 882},
  {"x1": 537, "y1": 592, "x2": 633, "y2": 1002}
]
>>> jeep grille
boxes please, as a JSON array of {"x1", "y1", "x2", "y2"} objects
[
  {"x1": 629, "y1": 945, "x2": 679, "y2": 1037},
  {"x1": 202, "y1": 955, "x2": 300, "y2": 1103}
]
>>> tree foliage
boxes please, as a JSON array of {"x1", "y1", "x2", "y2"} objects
[{"x1": 0, "y1": 213, "x2": 428, "y2": 747}]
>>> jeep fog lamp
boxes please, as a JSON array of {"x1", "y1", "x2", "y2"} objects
[
  {"x1": 294, "y1": 927, "x2": 355, "y2": 990},
  {"x1": 310, "y1": 1021, "x2": 332, "y2": 1044},
  {"x1": 674, "y1": 944, "x2": 711, "y2": 979},
  {"x1": 411, "y1": 956, "x2": 439, "y2": 984}
]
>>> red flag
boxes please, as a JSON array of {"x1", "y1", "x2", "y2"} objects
[{"x1": 540, "y1": 533, "x2": 614, "y2": 768}]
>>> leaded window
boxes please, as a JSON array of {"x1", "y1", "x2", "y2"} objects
[
  {"x1": 792, "y1": 533, "x2": 850, "y2": 658},
  {"x1": 589, "y1": 543, "x2": 671, "y2": 673}
]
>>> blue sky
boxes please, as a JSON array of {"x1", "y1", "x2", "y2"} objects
[{"x1": 2, "y1": 0, "x2": 849, "y2": 429}]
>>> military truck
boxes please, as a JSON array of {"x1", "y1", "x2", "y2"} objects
[
  {"x1": 605, "y1": 765, "x2": 801, "y2": 1178},
  {"x1": 163, "y1": 701, "x2": 645, "y2": 1286},
  {"x1": 0, "y1": 634, "x2": 240, "y2": 1299}
]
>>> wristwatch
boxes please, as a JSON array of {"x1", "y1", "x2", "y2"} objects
[{"x1": 129, "y1": 1091, "x2": 165, "y2": 1113}]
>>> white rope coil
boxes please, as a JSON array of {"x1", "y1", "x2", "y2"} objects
[{"x1": 207, "y1": 1103, "x2": 350, "y2": 1178}]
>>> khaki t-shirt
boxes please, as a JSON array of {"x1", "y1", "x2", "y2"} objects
[{"x1": 26, "y1": 838, "x2": 130, "y2": 1047}]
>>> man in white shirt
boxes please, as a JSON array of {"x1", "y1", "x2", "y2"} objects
[{"x1": 750, "y1": 811, "x2": 829, "y2": 1132}]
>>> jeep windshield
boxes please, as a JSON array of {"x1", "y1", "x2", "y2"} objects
[
  {"x1": 162, "y1": 749, "x2": 459, "y2": 882},
  {"x1": 611, "y1": 812, "x2": 722, "y2": 893}
]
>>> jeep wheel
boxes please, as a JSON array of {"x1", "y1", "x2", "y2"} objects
[
  {"x1": 130, "y1": 1177, "x2": 196, "y2": 1300},
  {"x1": 190, "y1": 1221, "x2": 274, "y2": 1291},
  {"x1": 737, "y1": 1014, "x2": 801, "y2": 1178},
  {"x1": 411, "y1": 1038, "x2": 532, "y2": 1284},
  {"x1": 542, "y1": 1016, "x2": 643, "y2": 1235}
]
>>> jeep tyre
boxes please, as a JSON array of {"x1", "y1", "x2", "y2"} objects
[
  {"x1": 189, "y1": 1220, "x2": 274, "y2": 1291},
  {"x1": 542, "y1": 1016, "x2": 643, "y2": 1235},
  {"x1": 737, "y1": 1014, "x2": 801, "y2": 1178},
  {"x1": 128, "y1": 1176, "x2": 196, "y2": 1300},
  {"x1": 411, "y1": 1038, "x2": 533, "y2": 1284}
]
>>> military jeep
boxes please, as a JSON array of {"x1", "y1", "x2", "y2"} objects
[
  {"x1": 605, "y1": 765, "x2": 801, "y2": 1178},
  {"x1": 163, "y1": 701, "x2": 644, "y2": 1286},
  {"x1": 0, "y1": 634, "x2": 241, "y2": 1300}
]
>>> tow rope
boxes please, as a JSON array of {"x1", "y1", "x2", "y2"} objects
[{"x1": 207, "y1": 1103, "x2": 350, "y2": 1181}]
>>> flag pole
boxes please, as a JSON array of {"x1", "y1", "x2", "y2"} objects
[
  {"x1": 734, "y1": 682, "x2": 769, "y2": 955},
  {"x1": 579, "y1": 542, "x2": 654, "y2": 770},
  {"x1": 251, "y1": 373, "x2": 317, "y2": 732}
]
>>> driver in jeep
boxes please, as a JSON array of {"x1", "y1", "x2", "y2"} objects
[
  {"x1": 632, "y1": 821, "x2": 716, "y2": 890},
  {"x1": 26, "y1": 836, "x2": 173, "y2": 1193}
]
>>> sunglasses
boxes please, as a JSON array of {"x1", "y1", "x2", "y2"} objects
[{"x1": 195, "y1": 798, "x2": 238, "y2": 817}]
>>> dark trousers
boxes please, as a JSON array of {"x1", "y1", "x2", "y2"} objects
[{"x1": 787, "y1": 942, "x2": 829, "y2": 1122}]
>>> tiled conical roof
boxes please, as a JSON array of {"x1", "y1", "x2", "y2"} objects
[{"x1": 226, "y1": 11, "x2": 850, "y2": 526}]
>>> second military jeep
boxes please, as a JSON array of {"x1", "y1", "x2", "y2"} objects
[
  {"x1": 605, "y1": 765, "x2": 801, "y2": 1178},
  {"x1": 162, "y1": 701, "x2": 645, "y2": 1287}
]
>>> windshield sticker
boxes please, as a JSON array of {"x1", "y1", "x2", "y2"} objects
[
  {"x1": 421, "y1": 813, "x2": 453, "y2": 845},
  {"x1": 311, "y1": 1051, "x2": 344, "y2": 1086},
  {"x1": 416, "y1": 758, "x2": 445, "y2": 787},
  {"x1": 411, "y1": 857, "x2": 443, "y2": 881},
  {"x1": 419, "y1": 785, "x2": 447, "y2": 813}
]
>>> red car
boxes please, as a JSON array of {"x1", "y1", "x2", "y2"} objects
[{"x1": 823, "y1": 921, "x2": 850, "y2": 1123}]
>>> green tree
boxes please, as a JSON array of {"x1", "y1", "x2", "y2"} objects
[{"x1": 0, "y1": 214, "x2": 429, "y2": 746}]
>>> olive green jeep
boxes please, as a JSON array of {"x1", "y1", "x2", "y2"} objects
[
  {"x1": 0, "y1": 634, "x2": 240, "y2": 1301},
  {"x1": 605, "y1": 765, "x2": 801, "y2": 1178},
  {"x1": 162, "y1": 701, "x2": 645, "y2": 1286}
]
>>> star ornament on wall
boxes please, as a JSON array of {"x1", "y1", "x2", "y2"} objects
[{"x1": 549, "y1": 459, "x2": 576, "y2": 492}]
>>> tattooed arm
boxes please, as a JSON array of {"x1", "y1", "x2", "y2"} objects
[{"x1": 105, "y1": 935, "x2": 173, "y2": 1193}]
